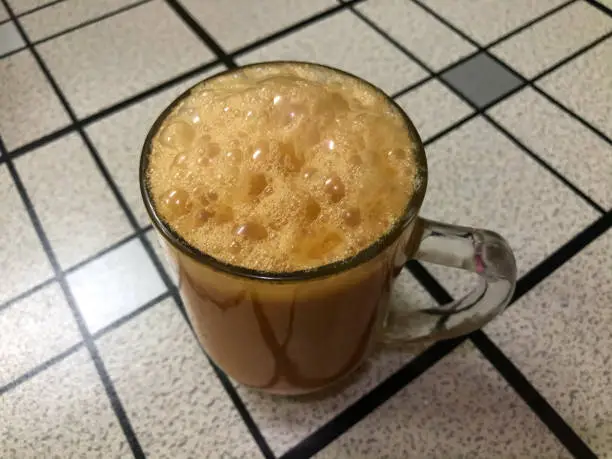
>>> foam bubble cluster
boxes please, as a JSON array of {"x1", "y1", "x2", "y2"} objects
[{"x1": 147, "y1": 63, "x2": 419, "y2": 272}]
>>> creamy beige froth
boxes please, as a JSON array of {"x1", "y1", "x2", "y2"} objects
[{"x1": 146, "y1": 62, "x2": 419, "y2": 272}]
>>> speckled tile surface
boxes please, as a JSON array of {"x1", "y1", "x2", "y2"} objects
[
  {"x1": 421, "y1": 117, "x2": 598, "y2": 281},
  {"x1": 66, "y1": 238, "x2": 165, "y2": 333},
  {"x1": 357, "y1": 0, "x2": 476, "y2": 71},
  {"x1": 15, "y1": 133, "x2": 133, "y2": 269},
  {"x1": 20, "y1": 0, "x2": 145, "y2": 42},
  {"x1": 36, "y1": 0, "x2": 215, "y2": 117},
  {"x1": 537, "y1": 36, "x2": 612, "y2": 139},
  {"x1": 0, "y1": 3, "x2": 9, "y2": 22},
  {"x1": 0, "y1": 348, "x2": 128, "y2": 458},
  {"x1": 1, "y1": 1, "x2": 611, "y2": 458},
  {"x1": 488, "y1": 87, "x2": 612, "y2": 209},
  {"x1": 491, "y1": 1, "x2": 612, "y2": 78},
  {"x1": 0, "y1": 168, "x2": 54, "y2": 304},
  {"x1": 421, "y1": 0, "x2": 569, "y2": 45},
  {"x1": 0, "y1": 51, "x2": 70, "y2": 150},
  {"x1": 96, "y1": 298, "x2": 263, "y2": 458},
  {"x1": 315, "y1": 343, "x2": 570, "y2": 459},
  {"x1": 236, "y1": 10, "x2": 428, "y2": 95},
  {"x1": 0, "y1": 282, "x2": 80, "y2": 388},
  {"x1": 486, "y1": 231, "x2": 612, "y2": 457},
  {"x1": 180, "y1": 0, "x2": 336, "y2": 52},
  {"x1": 86, "y1": 65, "x2": 225, "y2": 227},
  {"x1": 394, "y1": 79, "x2": 473, "y2": 142},
  {"x1": 6, "y1": 0, "x2": 55, "y2": 15}
]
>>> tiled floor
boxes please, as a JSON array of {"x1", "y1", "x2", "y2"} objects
[{"x1": 0, "y1": 0, "x2": 610, "y2": 458}]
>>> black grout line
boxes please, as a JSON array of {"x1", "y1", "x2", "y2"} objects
[
  {"x1": 585, "y1": 0, "x2": 612, "y2": 16},
  {"x1": 386, "y1": 0, "x2": 578, "y2": 102},
  {"x1": 0, "y1": 276, "x2": 57, "y2": 314},
  {"x1": 524, "y1": 29, "x2": 611, "y2": 85},
  {"x1": 530, "y1": 80, "x2": 612, "y2": 146},
  {"x1": 0, "y1": 342, "x2": 84, "y2": 396},
  {"x1": 31, "y1": 0, "x2": 153, "y2": 47},
  {"x1": 0, "y1": 45, "x2": 27, "y2": 60},
  {"x1": 64, "y1": 226, "x2": 152, "y2": 275},
  {"x1": 410, "y1": 0, "x2": 612, "y2": 146},
  {"x1": 483, "y1": 0, "x2": 578, "y2": 48},
  {"x1": 211, "y1": 364, "x2": 277, "y2": 459},
  {"x1": 470, "y1": 331, "x2": 598, "y2": 458},
  {"x1": 164, "y1": 0, "x2": 236, "y2": 69},
  {"x1": 13, "y1": 0, "x2": 68, "y2": 18},
  {"x1": 231, "y1": 0, "x2": 367, "y2": 60},
  {"x1": 411, "y1": 0, "x2": 480, "y2": 47},
  {"x1": 156, "y1": 3, "x2": 279, "y2": 457},
  {"x1": 347, "y1": 4, "x2": 606, "y2": 215},
  {"x1": 5, "y1": 0, "x2": 366, "y2": 158},
  {"x1": 0, "y1": 0, "x2": 608, "y2": 455},
  {"x1": 421, "y1": 112, "x2": 479, "y2": 146},
  {"x1": 511, "y1": 211, "x2": 612, "y2": 303},
  {"x1": 0, "y1": 225, "x2": 152, "y2": 314},
  {"x1": 483, "y1": 115, "x2": 606, "y2": 213},
  {"x1": 2, "y1": 140, "x2": 145, "y2": 458},
  {"x1": 390, "y1": 75, "x2": 432, "y2": 99},
  {"x1": 5, "y1": 124, "x2": 76, "y2": 160},
  {"x1": 1, "y1": 2, "x2": 147, "y2": 456},
  {"x1": 280, "y1": 336, "x2": 467, "y2": 458},
  {"x1": 91, "y1": 291, "x2": 171, "y2": 340}
]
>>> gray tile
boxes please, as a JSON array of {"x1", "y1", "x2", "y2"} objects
[
  {"x1": 0, "y1": 168, "x2": 54, "y2": 305},
  {"x1": 97, "y1": 298, "x2": 262, "y2": 458},
  {"x1": 0, "y1": 282, "x2": 81, "y2": 388},
  {"x1": 441, "y1": 52, "x2": 524, "y2": 108},
  {"x1": 486, "y1": 230, "x2": 612, "y2": 457},
  {"x1": 395, "y1": 79, "x2": 473, "y2": 142},
  {"x1": 537, "y1": 37, "x2": 612, "y2": 140},
  {"x1": 20, "y1": 0, "x2": 146, "y2": 42},
  {"x1": 86, "y1": 65, "x2": 225, "y2": 227},
  {"x1": 0, "y1": 51, "x2": 70, "y2": 150},
  {"x1": 488, "y1": 87, "x2": 612, "y2": 209},
  {"x1": 418, "y1": 117, "x2": 598, "y2": 297},
  {"x1": 66, "y1": 238, "x2": 166, "y2": 333},
  {"x1": 421, "y1": 0, "x2": 569, "y2": 45},
  {"x1": 238, "y1": 270, "x2": 437, "y2": 455},
  {"x1": 315, "y1": 343, "x2": 569, "y2": 459},
  {"x1": 6, "y1": 0, "x2": 56, "y2": 15},
  {"x1": 37, "y1": 0, "x2": 214, "y2": 118},
  {"x1": 0, "y1": 21, "x2": 24, "y2": 55},
  {"x1": 358, "y1": 0, "x2": 476, "y2": 71},
  {"x1": 491, "y1": 1, "x2": 612, "y2": 78},
  {"x1": 181, "y1": 0, "x2": 335, "y2": 52},
  {"x1": 237, "y1": 11, "x2": 428, "y2": 96},
  {"x1": 15, "y1": 133, "x2": 133, "y2": 269},
  {"x1": 0, "y1": 349, "x2": 128, "y2": 457}
]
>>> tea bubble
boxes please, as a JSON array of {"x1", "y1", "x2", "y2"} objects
[
  {"x1": 235, "y1": 222, "x2": 268, "y2": 241},
  {"x1": 161, "y1": 188, "x2": 192, "y2": 218},
  {"x1": 159, "y1": 121, "x2": 195, "y2": 151},
  {"x1": 342, "y1": 207, "x2": 361, "y2": 227},
  {"x1": 323, "y1": 174, "x2": 345, "y2": 203}
]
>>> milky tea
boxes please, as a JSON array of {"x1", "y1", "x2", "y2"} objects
[{"x1": 144, "y1": 62, "x2": 422, "y2": 393}]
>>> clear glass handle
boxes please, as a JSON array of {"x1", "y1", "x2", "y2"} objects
[{"x1": 385, "y1": 218, "x2": 517, "y2": 342}]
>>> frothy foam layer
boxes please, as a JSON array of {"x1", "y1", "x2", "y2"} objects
[{"x1": 147, "y1": 63, "x2": 420, "y2": 272}]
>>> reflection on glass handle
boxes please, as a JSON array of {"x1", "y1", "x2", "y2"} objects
[{"x1": 385, "y1": 218, "x2": 517, "y2": 342}]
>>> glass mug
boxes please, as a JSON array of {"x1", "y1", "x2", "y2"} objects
[{"x1": 140, "y1": 62, "x2": 517, "y2": 395}]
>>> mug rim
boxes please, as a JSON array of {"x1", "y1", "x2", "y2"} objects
[{"x1": 139, "y1": 61, "x2": 428, "y2": 282}]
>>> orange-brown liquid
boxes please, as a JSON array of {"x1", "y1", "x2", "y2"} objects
[
  {"x1": 146, "y1": 63, "x2": 421, "y2": 394},
  {"x1": 147, "y1": 63, "x2": 419, "y2": 272}
]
